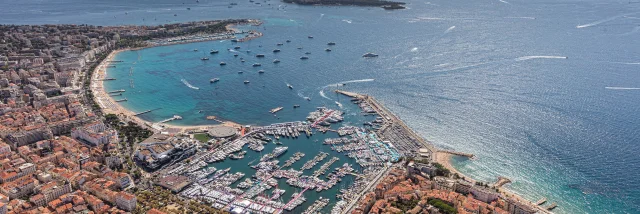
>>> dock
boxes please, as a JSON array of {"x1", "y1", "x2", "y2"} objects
[
  {"x1": 158, "y1": 115, "x2": 182, "y2": 123},
  {"x1": 536, "y1": 197, "x2": 547, "y2": 205},
  {"x1": 493, "y1": 176, "x2": 511, "y2": 188},
  {"x1": 134, "y1": 108, "x2": 162, "y2": 116},
  {"x1": 439, "y1": 150, "x2": 476, "y2": 159},
  {"x1": 545, "y1": 202, "x2": 557, "y2": 210},
  {"x1": 108, "y1": 89, "x2": 125, "y2": 94}
]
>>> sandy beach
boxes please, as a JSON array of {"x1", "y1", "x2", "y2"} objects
[{"x1": 435, "y1": 152, "x2": 552, "y2": 213}]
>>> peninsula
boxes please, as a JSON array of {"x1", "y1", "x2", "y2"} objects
[{"x1": 283, "y1": 0, "x2": 406, "y2": 9}]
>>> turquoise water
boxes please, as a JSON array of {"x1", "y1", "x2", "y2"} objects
[{"x1": 4, "y1": 0, "x2": 640, "y2": 213}]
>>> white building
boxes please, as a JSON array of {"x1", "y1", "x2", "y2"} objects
[{"x1": 71, "y1": 121, "x2": 118, "y2": 146}]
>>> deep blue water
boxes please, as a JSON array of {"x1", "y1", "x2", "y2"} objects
[{"x1": 3, "y1": 0, "x2": 640, "y2": 213}]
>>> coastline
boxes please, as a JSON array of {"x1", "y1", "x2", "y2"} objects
[
  {"x1": 90, "y1": 37, "x2": 553, "y2": 214},
  {"x1": 91, "y1": 48, "x2": 242, "y2": 133},
  {"x1": 90, "y1": 21, "x2": 263, "y2": 133}
]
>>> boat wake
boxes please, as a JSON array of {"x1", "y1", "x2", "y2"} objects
[
  {"x1": 605, "y1": 87, "x2": 640, "y2": 90},
  {"x1": 576, "y1": 12, "x2": 640, "y2": 29},
  {"x1": 342, "y1": 19, "x2": 352, "y2": 24},
  {"x1": 604, "y1": 61, "x2": 640, "y2": 65},
  {"x1": 181, "y1": 79, "x2": 199, "y2": 90},
  {"x1": 444, "y1": 26, "x2": 456, "y2": 33},
  {"x1": 319, "y1": 79, "x2": 375, "y2": 100},
  {"x1": 505, "y1": 16, "x2": 536, "y2": 20},
  {"x1": 515, "y1": 56, "x2": 568, "y2": 61},
  {"x1": 498, "y1": 0, "x2": 509, "y2": 4}
]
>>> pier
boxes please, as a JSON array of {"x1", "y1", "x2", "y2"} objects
[
  {"x1": 536, "y1": 197, "x2": 547, "y2": 205},
  {"x1": 134, "y1": 108, "x2": 162, "y2": 116},
  {"x1": 159, "y1": 115, "x2": 183, "y2": 123},
  {"x1": 439, "y1": 150, "x2": 476, "y2": 159},
  {"x1": 108, "y1": 89, "x2": 125, "y2": 94},
  {"x1": 493, "y1": 176, "x2": 511, "y2": 188}
]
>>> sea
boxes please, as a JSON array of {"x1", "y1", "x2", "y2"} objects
[{"x1": 3, "y1": 0, "x2": 640, "y2": 213}]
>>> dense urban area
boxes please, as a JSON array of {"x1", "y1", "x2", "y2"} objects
[{"x1": 0, "y1": 18, "x2": 554, "y2": 214}]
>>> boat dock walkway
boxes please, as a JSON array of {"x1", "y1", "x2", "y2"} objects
[
  {"x1": 108, "y1": 89, "x2": 125, "y2": 94},
  {"x1": 536, "y1": 197, "x2": 547, "y2": 205},
  {"x1": 133, "y1": 108, "x2": 162, "y2": 116},
  {"x1": 439, "y1": 150, "x2": 476, "y2": 159},
  {"x1": 159, "y1": 115, "x2": 182, "y2": 124}
]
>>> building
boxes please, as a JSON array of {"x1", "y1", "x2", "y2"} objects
[
  {"x1": 71, "y1": 121, "x2": 118, "y2": 146},
  {"x1": 470, "y1": 185, "x2": 499, "y2": 203},
  {"x1": 0, "y1": 202, "x2": 6, "y2": 214},
  {"x1": 454, "y1": 180, "x2": 473, "y2": 195},
  {"x1": 115, "y1": 192, "x2": 136, "y2": 211},
  {"x1": 506, "y1": 198, "x2": 537, "y2": 214},
  {"x1": 103, "y1": 171, "x2": 132, "y2": 189},
  {"x1": 1, "y1": 177, "x2": 38, "y2": 199},
  {"x1": 32, "y1": 181, "x2": 73, "y2": 206},
  {"x1": 0, "y1": 163, "x2": 36, "y2": 183}
]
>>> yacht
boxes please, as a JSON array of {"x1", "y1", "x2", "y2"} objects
[
  {"x1": 297, "y1": 47, "x2": 303, "y2": 49},
  {"x1": 193, "y1": 49, "x2": 198, "y2": 52},
  {"x1": 201, "y1": 57, "x2": 209, "y2": 60},
  {"x1": 273, "y1": 59, "x2": 280, "y2": 63},
  {"x1": 244, "y1": 80, "x2": 250, "y2": 84},
  {"x1": 286, "y1": 40, "x2": 291, "y2": 43},
  {"x1": 210, "y1": 50, "x2": 219, "y2": 54},
  {"x1": 234, "y1": 46, "x2": 241, "y2": 49},
  {"x1": 210, "y1": 78, "x2": 220, "y2": 83},
  {"x1": 325, "y1": 48, "x2": 332, "y2": 52},
  {"x1": 287, "y1": 84, "x2": 293, "y2": 89},
  {"x1": 253, "y1": 63, "x2": 261, "y2": 67},
  {"x1": 220, "y1": 62, "x2": 227, "y2": 65},
  {"x1": 241, "y1": 59, "x2": 246, "y2": 62},
  {"x1": 293, "y1": 104, "x2": 300, "y2": 108},
  {"x1": 327, "y1": 42, "x2": 336, "y2": 45},
  {"x1": 300, "y1": 56, "x2": 309, "y2": 60},
  {"x1": 308, "y1": 35, "x2": 314, "y2": 38},
  {"x1": 277, "y1": 43, "x2": 284, "y2": 46},
  {"x1": 234, "y1": 54, "x2": 238, "y2": 57},
  {"x1": 305, "y1": 97, "x2": 311, "y2": 101},
  {"x1": 362, "y1": 52, "x2": 379, "y2": 57},
  {"x1": 258, "y1": 70, "x2": 265, "y2": 73},
  {"x1": 238, "y1": 71, "x2": 244, "y2": 73},
  {"x1": 273, "y1": 49, "x2": 281, "y2": 52},
  {"x1": 256, "y1": 54, "x2": 265, "y2": 57},
  {"x1": 305, "y1": 52, "x2": 311, "y2": 55}
]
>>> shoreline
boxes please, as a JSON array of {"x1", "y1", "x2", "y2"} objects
[
  {"x1": 91, "y1": 35, "x2": 553, "y2": 213},
  {"x1": 90, "y1": 22, "x2": 264, "y2": 133},
  {"x1": 91, "y1": 48, "x2": 242, "y2": 133}
]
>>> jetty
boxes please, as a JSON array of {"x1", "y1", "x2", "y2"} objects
[
  {"x1": 545, "y1": 202, "x2": 557, "y2": 210},
  {"x1": 536, "y1": 197, "x2": 547, "y2": 205},
  {"x1": 134, "y1": 108, "x2": 162, "y2": 116},
  {"x1": 439, "y1": 150, "x2": 476, "y2": 159},
  {"x1": 159, "y1": 115, "x2": 183, "y2": 123},
  {"x1": 493, "y1": 176, "x2": 511, "y2": 188},
  {"x1": 108, "y1": 89, "x2": 125, "y2": 94}
]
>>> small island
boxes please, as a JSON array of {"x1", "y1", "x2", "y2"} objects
[{"x1": 283, "y1": 0, "x2": 406, "y2": 9}]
